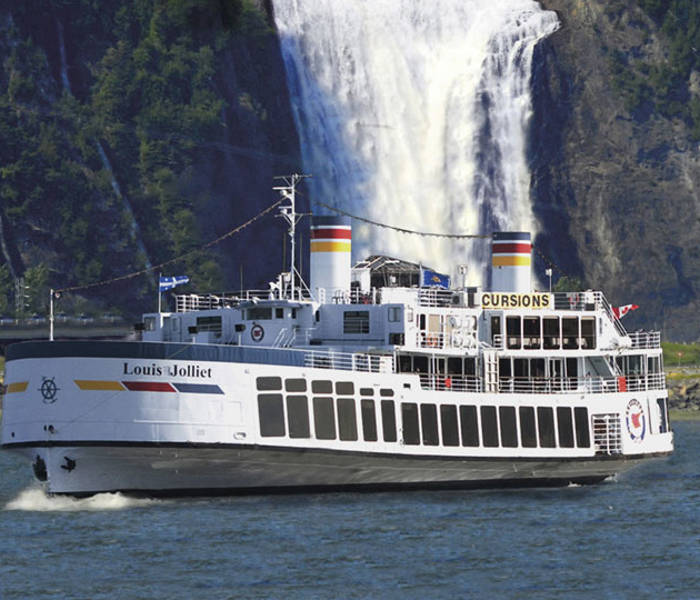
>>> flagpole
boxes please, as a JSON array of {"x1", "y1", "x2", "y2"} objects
[
  {"x1": 157, "y1": 272, "x2": 161, "y2": 313},
  {"x1": 49, "y1": 288, "x2": 54, "y2": 341}
]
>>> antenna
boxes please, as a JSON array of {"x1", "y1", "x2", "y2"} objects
[{"x1": 273, "y1": 174, "x2": 311, "y2": 299}]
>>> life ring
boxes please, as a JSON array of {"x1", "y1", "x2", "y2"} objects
[
  {"x1": 452, "y1": 331, "x2": 463, "y2": 348},
  {"x1": 251, "y1": 323, "x2": 265, "y2": 342},
  {"x1": 426, "y1": 335, "x2": 438, "y2": 348}
]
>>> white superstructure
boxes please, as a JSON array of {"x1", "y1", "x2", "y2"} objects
[{"x1": 0, "y1": 181, "x2": 673, "y2": 496}]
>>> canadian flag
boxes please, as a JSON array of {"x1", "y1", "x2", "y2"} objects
[{"x1": 612, "y1": 304, "x2": 639, "y2": 319}]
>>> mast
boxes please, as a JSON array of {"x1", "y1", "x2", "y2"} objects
[{"x1": 274, "y1": 174, "x2": 310, "y2": 299}]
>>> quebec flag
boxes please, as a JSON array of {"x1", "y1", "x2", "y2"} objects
[
  {"x1": 159, "y1": 275, "x2": 190, "y2": 292},
  {"x1": 421, "y1": 268, "x2": 450, "y2": 289}
]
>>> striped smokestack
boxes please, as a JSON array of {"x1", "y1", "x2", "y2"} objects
[
  {"x1": 310, "y1": 216, "x2": 351, "y2": 300},
  {"x1": 491, "y1": 231, "x2": 531, "y2": 293}
]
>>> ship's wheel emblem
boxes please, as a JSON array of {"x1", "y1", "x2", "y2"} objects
[{"x1": 39, "y1": 377, "x2": 60, "y2": 404}]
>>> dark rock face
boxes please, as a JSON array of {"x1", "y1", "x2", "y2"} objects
[{"x1": 533, "y1": 0, "x2": 700, "y2": 340}]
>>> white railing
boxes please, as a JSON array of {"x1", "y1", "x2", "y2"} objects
[
  {"x1": 418, "y1": 374, "x2": 483, "y2": 393},
  {"x1": 303, "y1": 350, "x2": 394, "y2": 374},
  {"x1": 592, "y1": 414, "x2": 622, "y2": 455},
  {"x1": 628, "y1": 331, "x2": 661, "y2": 349},
  {"x1": 495, "y1": 374, "x2": 665, "y2": 394}
]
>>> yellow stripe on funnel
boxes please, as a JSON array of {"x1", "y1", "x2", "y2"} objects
[
  {"x1": 492, "y1": 255, "x2": 531, "y2": 267},
  {"x1": 310, "y1": 241, "x2": 351, "y2": 252}
]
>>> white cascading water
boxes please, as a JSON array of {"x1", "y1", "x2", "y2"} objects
[{"x1": 273, "y1": 0, "x2": 559, "y2": 284}]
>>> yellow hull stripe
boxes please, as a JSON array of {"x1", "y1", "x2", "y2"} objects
[
  {"x1": 75, "y1": 380, "x2": 125, "y2": 391},
  {"x1": 310, "y1": 241, "x2": 351, "y2": 253},
  {"x1": 6, "y1": 381, "x2": 28, "y2": 394},
  {"x1": 492, "y1": 255, "x2": 531, "y2": 267}
]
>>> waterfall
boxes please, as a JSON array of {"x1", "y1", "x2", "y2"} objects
[{"x1": 272, "y1": 0, "x2": 559, "y2": 284}]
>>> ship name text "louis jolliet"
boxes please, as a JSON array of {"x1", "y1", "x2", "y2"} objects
[{"x1": 122, "y1": 362, "x2": 213, "y2": 378}]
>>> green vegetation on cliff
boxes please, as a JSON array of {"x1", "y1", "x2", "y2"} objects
[{"x1": 0, "y1": 0, "x2": 279, "y2": 317}]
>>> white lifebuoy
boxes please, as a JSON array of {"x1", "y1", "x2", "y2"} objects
[{"x1": 452, "y1": 331, "x2": 464, "y2": 348}]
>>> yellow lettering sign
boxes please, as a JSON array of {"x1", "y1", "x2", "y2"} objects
[{"x1": 481, "y1": 293, "x2": 552, "y2": 310}]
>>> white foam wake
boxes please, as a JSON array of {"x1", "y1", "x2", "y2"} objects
[
  {"x1": 3, "y1": 487, "x2": 161, "y2": 512},
  {"x1": 273, "y1": 0, "x2": 559, "y2": 283}
]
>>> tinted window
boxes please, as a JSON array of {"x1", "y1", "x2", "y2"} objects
[
  {"x1": 380, "y1": 388, "x2": 395, "y2": 397},
  {"x1": 499, "y1": 406, "x2": 518, "y2": 448},
  {"x1": 420, "y1": 404, "x2": 439, "y2": 446},
  {"x1": 459, "y1": 405, "x2": 479, "y2": 447},
  {"x1": 257, "y1": 377, "x2": 282, "y2": 391},
  {"x1": 258, "y1": 394, "x2": 285, "y2": 437},
  {"x1": 574, "y1": 407, "x2": 591, "y2": 447},
  {"x1": 480, "y1": 406, "x2": 499, "y2": 447},
  {"x1": 285, "y1": 378, "x2": 307, "y2": 392},
  {"x1": 344, "y1": 310, "x2": 370, "y2": 334},
  {"x1": 361, "y1": 399, "x2": 378, "y2": 441},
  {"x1": 381, "y1": 400, "x2": 397, "y2": 442},
  {"x1": 557, "y1": 407, "x2": 575, "y2": 448},
  {"x1": 440, "y1": 405, "x2": 459, "y2": 447},
  {"x1": 287, "y1": 396, "x2": 310, "y2": 438},
  {"x1": 313, "y1": 397, "x2": 336, "y2": 440},
  {"x1": 337, "y1": 398, "x2": 358, "y2": 441},
  {"x1": 402, "y1": 403, "x2": 420, "y2": 445},
  {"x1": 360, "y1": 387, "x2": 374, "y2": 396},
  {"x1": 519, "y1": 407, "x2": 537, "y2": 448},
  {"x1": 537, "y1": 407, "x2": 556, "y2": 448},
  {"x1": 336, "y1": 381, "x2": 354, "y2": 396},
  {"x1": 312, "y1": 380, "x2": 333, "y2": 394}
]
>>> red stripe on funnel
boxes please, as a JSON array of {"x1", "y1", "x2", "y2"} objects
[{"x1": 492, "y1": 242, "x2": 531, "y2": 254}]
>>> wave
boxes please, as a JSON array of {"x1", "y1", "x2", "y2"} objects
[{"x1": 3, "y1": 486, "x2": 162, "y2": 512}]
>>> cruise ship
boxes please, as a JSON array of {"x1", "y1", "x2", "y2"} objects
[{"x1": 1, "y1": 178, "x2": 673, "y2": 495}]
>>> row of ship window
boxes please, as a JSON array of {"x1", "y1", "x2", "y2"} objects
[{"x1": 256, "y1": 377, "x2": 591, "y2": 449}]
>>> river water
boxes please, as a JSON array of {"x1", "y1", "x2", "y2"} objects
[{"x1": 1, "y1": 421, "x2": 698, "y2": 599}]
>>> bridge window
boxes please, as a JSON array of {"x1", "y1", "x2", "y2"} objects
[
  {"x1": 523, "y1": 317, "x2": 541, "y2": 350},
  {"x1": 562, "y1": 317, "x2": 579, "y2": 349},
  {"x1": 506, "y1": 317, "x2": 521, "y2": 349},
  {"x1": 247, "y1": 307, "x2": 272, "y2": 320},
  {"x1": 581, "y1": 317, "x2": 596, "y2": 349}
]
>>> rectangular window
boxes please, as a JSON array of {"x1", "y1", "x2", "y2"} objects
[
  {"x1": 562, "y1": 317, "x2": 579, "y2": 349},
  {"x1": 581, "y1": 317, "x2": 596, "y2": 349},
  {"x1": 335, "y1": 381, "x2": 354, "y2": 396},
  {"x1": 420, "y1": 404, "x2": 439, "y2": 446},
  {"x1": 402, "y1": 403, "x2": 420, "y2": 445},
  {"x1": 574, "y1": 407, "x2": 591, "y2": 447},
  {"x1": 499, "y1": 406, "x2": 518, "y2": 448},
  {"x1": 196, "y1": 316, "x2": 222, "y2": 334},
  {"x1": 337, "y1": 398, "x2": 358, "y2": 441},
  {"x1": 519, "y1": 407, "x2": 537, "y2": 448},
  {"x1": 381, "y1": 400, "x2": 397, "y2": 442},
  {"x1": 388, "y1": 306, "x2": 402, "y2": 322},
  {"x1": 543, "y1": 317, "x2": 560, "y2": 349},
  {"x1": 257, "y1": 376, "x2": 282, "y2": 391},
  {"x1": 344, "y1": 310, "x2": 370, "y2": 334},
  {"x1": 481, "y1": 406, "x2": 499, "y2": 447},
  {"x1": 360, "y1": 387, "x2": 374, "y2": 396},
  {"x1": 537, "y1": 407, "x2": 556, "y2": 448},
  {"x1": 506, "y1": 316, "x2": 521, "y2": 349},
  {"x1": 361, "y1": 399, "x2": 378, "y2": 441},
  {"x1": 523, "y1": 317, "x2": 541, "y2": 350},
  {"x1": 287, "y1": 396, "x2": 310, "y2": 439},
  {"x1": 275, "y1": 307, "x2": 284, "y2": 319},
  {"x1": 311, "y1": 380, "x2": 333, "y2": 394},
  {"x1": 380, "y1": 388, "x2": 395, "y2": 397},
  {"x1": 285, "y1": 378, "x2": 307, "y2": 392},
  {"x1": 247, "y1": 307, "x2": 273, "y2": 320},
  {"x1": 313, "y1": 397, "x2": 336, "y2": 440},
  {"x1": 440, "y1": 405, "x2": 460, "y2": 447},
  {"x1": 258, "y1": 394, "x2": 285, "y2": 437},
  {"x1": 460, "y1": 405, "x2": 479, "y2": 447},
  {"x1": 557, "y1": 407, "x2": 575, "y2": 448}
]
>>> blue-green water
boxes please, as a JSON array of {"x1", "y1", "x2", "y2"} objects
[{"x1": 1, "y1": 422, "x2": 699, "y2": 599}]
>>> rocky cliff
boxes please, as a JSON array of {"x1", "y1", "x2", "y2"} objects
[{"x1": 533, "y1": 0, "x2": 700, "y2": 340}]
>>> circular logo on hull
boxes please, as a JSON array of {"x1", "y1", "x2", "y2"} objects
[
  {"x1": 251, "y1": 324, "x2": 265, "y2": 343},
  {"x1": 625, "y1": 399, "x2": 646, "y2": 442}
]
